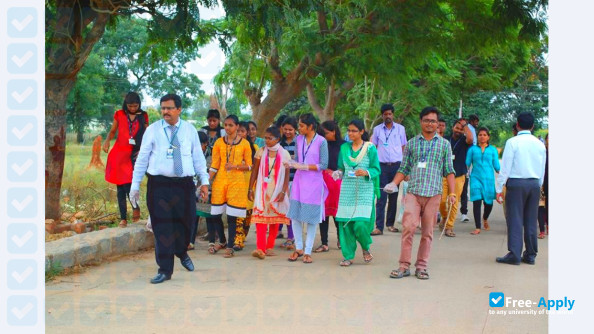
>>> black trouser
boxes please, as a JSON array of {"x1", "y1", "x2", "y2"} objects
[
  {"x1": 375, "y1": 162, "x2": 400, "y2": 231},
  {"x1": 190, "y1": 216, "x2": 200, "y2": 244},
  {"x1": 207, "y1": 216, "x2": 227, "y2": 245},
  {"x1": 146, "y1": 175, "x2": 195, "y2": 277},
  {"x1": 538, "y1": 206, "x2": 547, "y2": 233},
  {"x1": 460, "y1": 176, "x2": 469, "y2": 215},
  {"x1": 504, "y1": 178, "x2": 540, "y2": 262},
  {"x1": 116, "y1": 183, "x2": 138, "y2": 220},
  {"x1": 472, "y1": 200, "x2": 493, "y2": 229},
  {"x1": 319, "y1": 216, "x2": 339, "y2": 246}
]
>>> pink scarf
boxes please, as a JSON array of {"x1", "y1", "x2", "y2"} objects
[{"x1": 253, "y1": 144, "x2": 289, "y2": 216}]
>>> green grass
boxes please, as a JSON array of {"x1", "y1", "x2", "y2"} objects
[
  {"x1": 62, "y1": 141, "x2": 149, "y2": 222},
  {"x1": 45, "y1": 261, "x2": 63, "y2": 282}
]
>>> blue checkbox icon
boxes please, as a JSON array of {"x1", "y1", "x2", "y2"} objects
[
  {"x1": 489, "y1": 292, "x2": 505, "y2": 307},
  {"x1": 7, "y1": 188, "x2": 37, "y2": 218},
  {"x1": 8, "y1": 44, "x2": 37, "y2": 74},
  {"x1": 8, "y1": 7, "x2": 38, "y2": 38},
  {"x1": 8, "y1": 80, "x2": 37, "y2": 110},
  {"x1": 7, "y1": 295, "x2": 37, "y2": 326},
  {"x1": 7, "y1": 116, "x2": 37, "y2": 146},
  {"x1": 7, "y1": 224, "x2": 37, "y2": 254},
  {"x1": 7, "y1": 152, "x2": 37, "y2": 182},
  {"x1": 8, "y1": 259, "x2": 37, "y2": 290}
]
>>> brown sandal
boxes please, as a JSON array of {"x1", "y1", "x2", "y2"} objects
[
  {"x1": 288, "y1": 250, "x2": 304, "y2": 262},
  {"x1": 251, "y1": 249, "x2": 266, "y2": 259},
  {"x1": 302, "y1": 254, "x2": 313, "y2": 263},
  {"x1": 445, "y1": 229, "x2": 456, "y2": 237},
  {"x1": 362, "y1": 250, "x2": 373, "y2": 263},
  {"x1": 132, "y1": 208, "x2": 140, "y2": 222},
  {"x1": 119, "y1": 220, "x2": 127, "y2": 228},
  {"x1": 265, "y1": 249, "x2": 277, "y2": 256},
  {"x1": 483, "y1": 220, "x2": 490, "y2": 230},
  {"x1": 470, "y1": 229, "x2": 481, "y2": 235},
  {"x1": 223, "y1": 248, "x2": 234, "y2": 258}
]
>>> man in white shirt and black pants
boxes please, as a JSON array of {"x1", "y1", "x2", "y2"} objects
[
  {"x1": 130, "y1": 94, "x2": 209, "y2": 284},
  {"x1": 495, "y1": 112, "x2": 546, "y2": 265}
]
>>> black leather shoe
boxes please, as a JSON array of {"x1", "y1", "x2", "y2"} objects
[
  {"x1": 181, "y1": 256, "x2": 194, "y2": 271},
  {"x1": 495, "y1": 256, "x2": 520, "y2": 265},
  {"x1": 150, "y1": 273, "x2": 171, "y2": 284},
  {"x1": 521, "y1": 257, "x2": 535, "y2": 265}
]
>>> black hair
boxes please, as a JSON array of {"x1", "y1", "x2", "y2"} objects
[
  {"x1": 281, "y1": 116, "x2": 298, "y2": 129},
  {"x1": 198, "y1": 131, "x2": 208, "y2": 144},
  {"x1": 348, "y1": 119, "x2": 369, "y2": 142},
  {"x1": 238, "y1": 121, "x2": 256, "y2": 158},
  {"x1": 265, "y1": 126, "x2": 282, "y2": 140},
  {"x1": 419, "y1": 106, "x2": 440, "y2": 120},
  {"x1": 160, "y1": 93, "x2": 182, "y2": 108},
  {"x1": 247, "y1": 121, "x2": 258, "y2": 129},
  {"x1": 438, "y1": 118, "x2": 446, "y2": 123},
  {"x1": 454, "y1": 117, "x2": 467, "y2": 127},
  {"x1": 477, "y1": 127, "x2": 490, "y2": 145},
  {"x1": 319, "y1": 120, "x2": 342, "y2": 142},
  {"x1": 122, "y1": 92, "x2": 142, "y2": 112},
  {"x1": 225, "y1": 114, "x2": 240, "y2": 125},
  {"x1": 517, "y1": 112, "x2": 535, "y2": 130},
  {"x1": 380, "y1": 103, "x2": 394, "y2": 114},
  {"x1": 298, "y1": 113, "x2": 318, "y2": 131},
  {"x1": 274, "y1": 115, "x2": 287, "y2": 128},
  {"x1": 469, "y1": 114, "x2": 479, "y2": 122},
  {"x1": 207, "y1": 109, "x2": 221, "y2": 119}
]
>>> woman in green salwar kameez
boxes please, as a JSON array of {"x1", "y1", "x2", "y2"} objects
[{"x1": 334, "y1": 120, "x2": 381, "y2": 266}]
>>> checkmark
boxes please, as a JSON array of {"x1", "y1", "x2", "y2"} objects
[
  {"x1": 12, "y1": 87, "x2": 34, "y2": 104},
  {"x1": 12, "y1": 303, "x2": 34, "y2": 320},
  {"x1": 12, "y1": 195, "x2": 33, "y2": 212},
  {"x1": 11, "y1": 15, "x2": 33, "y2": 31},
  {"x1": 12, "y1": 123, "x2": 34, "y2": 140},
  {"x1": 12, "y1": 267, "x2": 34, "y2": 284},
  {"x1": 12, "y1": 159, "x2": 33, "y2": 176},
  {"x1": 12, "y1": 231, "x2": 33, "y2": 247},
  {"x1": 11, "y1": 51, "x2": 34, "y2": 68},
  {"x1": 491, "y1": 296, "x2": 502, "y2": 304}
]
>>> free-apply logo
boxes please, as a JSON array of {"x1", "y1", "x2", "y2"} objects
[{"x1": 489, "y1": 292, "x2": 505, "y2": 307}]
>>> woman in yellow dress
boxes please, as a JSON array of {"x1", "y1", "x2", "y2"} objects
[{"x1": 209, "y1": 115, "x2": 253, "y2": 258}]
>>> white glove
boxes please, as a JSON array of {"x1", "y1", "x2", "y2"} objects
[
  {"x1": 331, "y1": 170, "x2": 343, "y2": 181},
  {"x1": 384, "y1": 182, "x2": 399, "y2": 194},
  {"x1": 146, "y1": 215, "x2": 153, "y2": 233},
  {"x1": 129, "y1": 189, "x2": 140, "y2": 207}
]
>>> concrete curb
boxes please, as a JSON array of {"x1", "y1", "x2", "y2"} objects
[{"x1": 45, "y1": 225, "x2": 154, "y2": 271}]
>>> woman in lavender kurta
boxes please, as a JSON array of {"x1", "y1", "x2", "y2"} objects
[{"x1": 286, "y1": 113, "x2": 329, "y2": 264}]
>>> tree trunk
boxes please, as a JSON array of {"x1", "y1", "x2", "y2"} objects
[
  {"x1": 250, "y1": 78, "x2": 310, "y2": 130},
  {"x1": 46, "y1": 78, "x2": 75, "y2": 220}
]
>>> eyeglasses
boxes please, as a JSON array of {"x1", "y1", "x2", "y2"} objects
[
  {"x1": 161, "y1": 106, "x2": 177, "y2": 111},
  {"x1": 421, "y1": 119, "x2": 438, "y2": 124}
]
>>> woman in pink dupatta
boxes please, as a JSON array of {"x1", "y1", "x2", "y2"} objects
[{"x1": 248, "y1": 126, "x2": 291, "y2": 259}]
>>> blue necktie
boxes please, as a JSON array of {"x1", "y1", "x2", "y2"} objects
[{"x1": 169, "y1": 125, "x2": 183, "y2": 176}]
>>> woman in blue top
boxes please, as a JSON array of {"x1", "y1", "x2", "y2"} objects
[{"x1": 466, "y1": 127, "x2": 500, "y2": 235}]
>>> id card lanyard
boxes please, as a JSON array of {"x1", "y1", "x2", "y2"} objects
[
  {"x1": 383, "y1": 124, "x2": 394, "y2": 147},
  {"x1": 417, "y1": 136, "x2": 436, "y2": 168},
  {"x1": 264, "y1": 151, "x2": 278, "y2": 183},
  {"x1": 301, "y1": 134, "x2": 317, "y2": 163},
  {"x1": 162, "y1": 120, "x2": 180, "y2": 159},
  {"x1": 450, "y1": 136, "x2": 463, "y2": 161},
  {"x1": 348, "y1": 143, "x2": 363, "y2": 177},
  {"x1": 127, "y1": 112, "x2": 137, "y2": 145}
]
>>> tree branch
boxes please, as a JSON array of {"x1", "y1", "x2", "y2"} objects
[
  {"x1": 306, "y1": 82, "x2": 323, "y2": 114},
  {"x1": 317, "y1": 10, "x2": 329, "y2": 35}
]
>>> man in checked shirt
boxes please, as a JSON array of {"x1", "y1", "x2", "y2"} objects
[{"x1": 384, "y1": 106, "x2": 456, "y2": 280}]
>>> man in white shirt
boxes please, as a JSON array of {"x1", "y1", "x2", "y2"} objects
[
  {"x1": 130, "y1": 94, "x2": 209, "y2": 284},
  {"x1": 495, "y1": 112, "x2": 546, "y2": 265}
]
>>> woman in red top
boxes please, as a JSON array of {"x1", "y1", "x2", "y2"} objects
[{"x1": 103, "y1": 92, "x2": 149, "y2": 227}]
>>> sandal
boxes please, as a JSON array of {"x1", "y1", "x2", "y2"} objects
[
  {"x1": 483, "y1": 220, "x2": 490, "y2": 231},
  {"x1": 233, "y1": 244, "x2": 243, "y2": 251},
  {"x1": 389, "y1": 268, "x2": 410, "y2": 279},
  {"x1": 370, "y1": 228, "x2": 383, "y2": 236},
  {"x1": 415, "y1": 269, "x2": 430, "y2": 280},
  {"x1": 285, "y1": 239, "x2": 296, "y2": 250},
  {"x1": 288, "y1": 250, "x2": 304, "y2": 262},
  {"x1": 313, "y1": 244, "x2": 329, "y2": 253},
  {"x1": 223, "y1": 248, "x2": 234, "y2": 258},
  {"x1": 208, "y1": 243, "x2": 217, "y2": 254},
  {"x1": 362, "y1": 250, "x2": 373, "y2": 263},
  {"x1": 187, "y1": 243, "x2": 195, "y2": 250},
  {"x1": 302, "y1": 254, "x2": 313, "y2": 264},
  {"x1": 470, "y1": 229, "x2": 481, "y2": 235},
  {"x1": 538, "y1": 232, "x2": 545, "y2": 239},
  {"x1": 119, "y1": 220, "x2": 127, "y2": 228},
  {"x1": 265, "y1": 249, "x2": 277, "y2": 256},
  {"x1": 340, "y1": 259, "x2": 352, "y2": 267},
  {"x1": 337, "y1": 240, "x2": 341, "y2": 250},
  {"x1": 132, "y1": 208, "x2": 140, "y2": 222},
  {"x1": 445, "y1": 229, "x2": 456, "y2": 237},
  {"x1": 387, "y1": 226, "x2": 400, "y2": 233},
  {"x1": 251, "y1": 249, "x2": 266, "y2": 259}
]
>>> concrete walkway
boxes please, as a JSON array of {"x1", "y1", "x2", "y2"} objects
[{"x1": 46, "y1": 203, "x2": 547, "y2": 333}]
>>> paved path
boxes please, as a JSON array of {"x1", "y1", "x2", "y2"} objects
[{"x1": 46, "y1": 204, "x2": 547, "y2": 333}]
